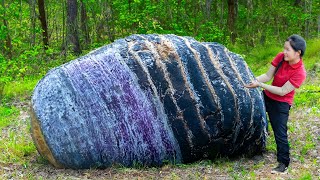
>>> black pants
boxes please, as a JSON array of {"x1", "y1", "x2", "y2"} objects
[{"x1": 263, "y1": 91, "x2": 291, "y2": 167}]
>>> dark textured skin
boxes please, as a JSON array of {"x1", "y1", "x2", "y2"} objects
[{"x1": 31, "y1": 34, "x2": 267, "y2": 169}]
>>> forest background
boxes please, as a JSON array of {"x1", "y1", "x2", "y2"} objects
[
  {"x1": 1, "y1": 0, "x2": 319, "y2": 84},
  {"x1": 0, "y1": 0, "x2": 320, "y2": 179}
]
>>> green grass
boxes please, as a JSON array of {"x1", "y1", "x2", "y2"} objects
[
  {"x1": 1, "y1": 77, "x2": 40, "y2": 103},
  {"x1": 0, "y1": 104, "x2": 36, "y2": 165},
  {"x1": 237, "y1": 43, "x2": 283, "y2": 76},
  {"x1": 0, "y1": 106, "x2": 18, "y2": 130},
  {"x1": 298, "y1": 172, "x2": 313, "y2": 180},
  {"x1": 295, "y1": 84, "x2": 320, "y2": 113},
  {"x1": 0, "y1": 38, "x2": 319, "y2": 179},
  {"x1": 303, "y1": 38, "x2": 320, "y2": 71}
]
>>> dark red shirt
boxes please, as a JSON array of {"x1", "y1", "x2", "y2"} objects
[{"x1": 265, "y1": 52, "x2": 306, "y2": 105}]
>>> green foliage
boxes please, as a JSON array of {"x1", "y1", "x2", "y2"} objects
[
  {"x1": 195, "y1": 22, "x2": 225, "y2": 42},
  {"x1": 0, "y1": 105, "x2": 18, "y2": 130},
  {"x1": 0, "y1": 0, "x2": 319, "y2": 86}
]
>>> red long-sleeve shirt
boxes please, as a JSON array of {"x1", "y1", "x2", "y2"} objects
[{"x1": 264, "y1": 52, "x2": 307, "y2": 105}]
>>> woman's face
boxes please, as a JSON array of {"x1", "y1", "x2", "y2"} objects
[{"x1": 283, "y1": 41, "x2": 301, "y2": 63}]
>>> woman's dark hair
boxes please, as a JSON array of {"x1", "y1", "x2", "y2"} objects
[{"x1": 286, "y1": 34, "x2": 306, "y2": 57}]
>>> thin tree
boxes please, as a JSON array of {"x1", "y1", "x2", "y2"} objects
[
  {"x1": 318, "y1": 15, "x2": 320, "y2": 38},
  {"x1": 205, "y1": 0, "x2": 213, "y2": 20},
  {"x1": 37, "y1": 0, "x2": 49, "y2": 50},
  {"x1": 1, "y1": 0, "x2": 12, "y2": 59},
  {"x1": 294, "y1": 0, "x2": 302, "y2": 6},
  {"x1": 304, "y1": 0, "x2": 312, "y2": 39},
  {"x1": 0, "y1": 0, "x2": 12, "y2": 99},
  {"x1": 218, "y1": 0, "x2": 224, "y2": 31},
  {"x1": 66, "y1": 0, "x2": 81, "y2": 55},
  {"x1": 246, "y1": 0, "x2": 254, "y2": 46},
  {"x1": 61, "y1": 0, "x2": 66, "y2": 56},
  {"x1": 128, "y1": 0, "x2": 132, "y2": 13},
  {"x1": 104, "y1": 1, "x2": 115, "y2": 42},
  {"x1": 80, "y1": 0, "x2": 90, "y2": 47},
  {"x1": 227, "y1": 0, "x2": 238, "y2": 44},
  {"x1": 29, "y1": 0, "x2": 37, "y2": 47}
]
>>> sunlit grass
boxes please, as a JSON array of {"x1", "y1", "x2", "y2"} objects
[
  {"x1": 0, "y1": 106, "x2": 19, "y2": 129},
  {"x1": 0, "y1": 38, "x2": 319, "y2": 179},
  {"x1": 0, "y1": 105, "x2": 36, "y2": 165},
  {"x1": 298, "y1": 171, "x2": 313, "y2": 180},
  {"x1": 295, "y1": 84, "x2": 320, "y2": 113},
  {"x1": 2, "y1": 77, "x2": 40, "y2": 103},
  {"x1": 306, "y1": 38, "x2": 320, "y2": 55}
]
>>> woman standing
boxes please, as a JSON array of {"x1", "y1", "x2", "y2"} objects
[{"x1": 245, "y1": 34, "x2": 307, "y2": 173}]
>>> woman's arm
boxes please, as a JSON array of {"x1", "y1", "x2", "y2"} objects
[
  {"x1": 244, "y1": 64, "x2": 295, "y2": 96},
  {"x1": 256, "y1": 65, "x2": 276, "y2": 83},
  {"x1": 259, "y1": 81, "x2": 295, "y2": 96},
  {"x1": 244, "y1": 80, "x2": 295, "y2": 96}
]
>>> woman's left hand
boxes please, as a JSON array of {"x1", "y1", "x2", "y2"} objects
[{"x1": 244, "y1": 80, "x2": 260, "y2": 88}]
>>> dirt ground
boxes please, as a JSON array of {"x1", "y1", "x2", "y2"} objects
[
  {"x1": 1, "y1": 152, "x2": 318, "y2": 179},
  {"x1": 0, "y1": 103, "x2": 319, "y2": 180}
]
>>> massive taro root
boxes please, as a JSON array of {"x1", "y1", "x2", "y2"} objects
[{"x1": 30, "y1": 34, "x2": 267, "y2": 169}]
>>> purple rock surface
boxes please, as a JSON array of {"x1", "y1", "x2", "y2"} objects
[{"x1": 31, "y1": 34, "x2": 266, "y2": 169}]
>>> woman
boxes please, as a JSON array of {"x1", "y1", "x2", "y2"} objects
[{"x1": 245, "y1": 34, "x2": 307, "y2": 173}]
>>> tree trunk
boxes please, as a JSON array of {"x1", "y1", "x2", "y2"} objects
[
  {"x1": 61, "y1": 0, "x2": 66, "y2": 57},
  {"x1": 66, "y1": 0, "x2": 81, "y2": 55},
  {"x1": 192, "y1": 1, "x2": 200, "y2": 36},
  {"x1": 1, "y1": 0, "x2": 12, "y2": 59},
  {"x1": 246, "y1": 0, "x2": 254, "y2": 46},
  {"x1": 37, "y1": 0, "x2": 49, "y2": 50},
  {"x1": 19, "y1": 0, "x2": 22, "y2": 29},
  {"x1": 227, "y1": 0, "x2": 237, "y2": 44},
  {"x1": 128, "y1": 0, "x2": 132, "y2": 13},
  {"x1": 165, "y1": 0, "x2": 173, "y2": 22},
  {"x1": 219, "y1": 0, "x2": 224, "y2": 30},
  {"x1": 104, "y1": 1, "x2": 115, "y2": 42},
  {"x1": 29, "y1": 0, "x2": 36, "y2": 47},
  {"x1": 304, "y1": 0, "x2": 312, "y2": 39},
  {"x1": 318, "y1": 15, "x2": 320, "y2": 38},
  {"x1": 80, "y1": 0, "x2": 90, "y2": 46},
  {"x1": 294, "y1": 0, "x2": 302, "y2": 6},
  {"x1": 205, "y1": 0, "x2": 212, "y2": 19},
  {"x1": 247, "y1": 0, "x2": 253, "y2": 17}
]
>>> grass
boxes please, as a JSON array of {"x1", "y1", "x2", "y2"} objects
[
  {"x1": 0, "y1": 38, "x2": 320, "y2": 179},
  {"x1": 0, "y1": 106, "x2": 18, "y2": 130},
  {"x1": 0, "y1": 104, "x2": 36, "y2": 166},
  {"x1": 1, "y1": 77, "x2": 39, "y2": 103},
  {"x1": 295, "y1": 84, "x2": 320, "y2": 115}
]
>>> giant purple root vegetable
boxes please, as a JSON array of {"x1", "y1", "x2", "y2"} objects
[{"x1": 30, "y1": 34, "x2": 267, "y2": 169}]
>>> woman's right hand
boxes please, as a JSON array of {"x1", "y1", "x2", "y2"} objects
[{"x1": 244, "y1": 80, "x2": 260, "y2": 88}]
